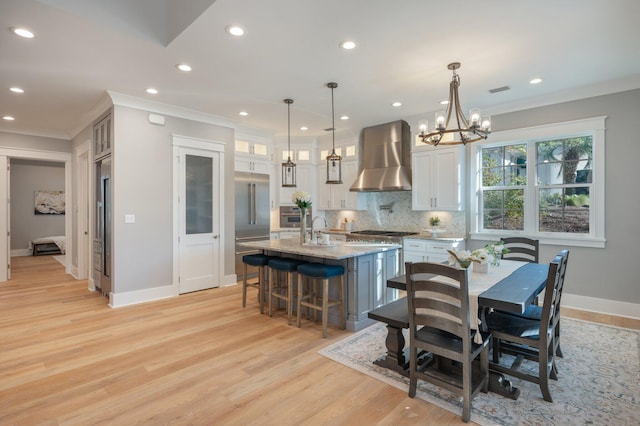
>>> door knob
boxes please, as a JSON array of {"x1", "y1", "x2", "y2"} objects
[{"x1": 213, "y1": 235, "x2": 219, "y2": 239}]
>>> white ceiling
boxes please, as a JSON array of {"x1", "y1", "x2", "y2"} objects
[{"x1": 2, "y1": 0, "x2": 640, "y2": 140}]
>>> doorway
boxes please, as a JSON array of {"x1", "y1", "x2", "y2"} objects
[{"x1": 0, "y1": 148, "x2": 72, "y2": 282}]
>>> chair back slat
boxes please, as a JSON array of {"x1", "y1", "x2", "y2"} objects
[
  {"x1": 405, "y1": 262, "x2": 471, "y2": 345},
  {"x1": 501, "y1": 237, "x2": 539, "y2": 263},
  {"x1": 539, "y1": 251, "x2": 569, "y2": 339}
]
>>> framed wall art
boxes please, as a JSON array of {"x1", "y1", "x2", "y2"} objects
[{"x1": 34, "y1": 190, "x2": 65, "y2": 215}]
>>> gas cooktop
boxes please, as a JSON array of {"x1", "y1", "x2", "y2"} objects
[{"x1": 349, "y1": 230, "x2": 419, "y2": 237}]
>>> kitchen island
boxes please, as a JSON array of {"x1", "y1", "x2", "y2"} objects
[{"x1": 238, "y1": 239, "x2": 401, "y2": 331}]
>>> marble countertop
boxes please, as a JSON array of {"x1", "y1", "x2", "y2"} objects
[
  {"x1": 403, "y1": 233, "x2": 465, "y2": 242},
  {"x1": 270, "y1": 229, "x2": 464, "y2": 242},
  {"x1": 239, "y1": 238, "x2": 400, "y2": 260}
]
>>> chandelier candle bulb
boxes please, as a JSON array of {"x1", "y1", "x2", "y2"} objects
[
  {"x1": 470, "y1": 108, "x2": 481, "y2": 126},
  {"x1": 435, "y1": 112, "x2": 446, "y2": 130}
]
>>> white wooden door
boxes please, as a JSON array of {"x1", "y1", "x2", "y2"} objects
[{"x1": 178, "y1": 148, "x2": 221, "y2": 293}]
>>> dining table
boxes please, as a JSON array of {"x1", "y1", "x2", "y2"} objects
[{"x1": 368, "y1": 259, "x2": 550, "y2": 400}]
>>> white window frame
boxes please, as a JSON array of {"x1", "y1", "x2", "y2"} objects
[{"x1": 469, "y1": 116, "x2": 606, "y2": 248}]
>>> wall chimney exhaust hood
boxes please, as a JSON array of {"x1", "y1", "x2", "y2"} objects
[{"x1": 350, "y1": 120, "x2": 412, "y2": 192}]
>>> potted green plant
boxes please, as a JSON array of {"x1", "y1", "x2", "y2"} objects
[{"x1": 429, "y1": 216, "x2": 441, "y2": 228}]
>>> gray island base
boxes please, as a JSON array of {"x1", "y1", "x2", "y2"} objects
[{"x1": 238, "y1": 239, "x2": 401, "y2": 332}]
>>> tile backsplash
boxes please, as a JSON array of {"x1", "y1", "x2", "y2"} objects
[{"x1": 323, "y1": 191, "x2": 466, "y2": 237}]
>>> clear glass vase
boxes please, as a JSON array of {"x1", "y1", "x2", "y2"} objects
[{"x1": 299, "y1": 208, "x2": 307, "y2": 244}]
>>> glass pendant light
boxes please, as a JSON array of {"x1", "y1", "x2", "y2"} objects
[
  {"x1": 281, "y1": 98, "x2": 296, "y2": 187},
  {"x1": 326, "y1": 82, "x2": 342, "y2": 184}
]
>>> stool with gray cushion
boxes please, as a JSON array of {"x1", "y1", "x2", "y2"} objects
[
  {"x1": 268, "y1": 258, "x2": 307, "y2": 325},
  {"x1": 296, "y1": 263, "x2": 345, "y2": 338},
  {"x1": 242, "y1": 254, "x2": 274, "y2": 313}
]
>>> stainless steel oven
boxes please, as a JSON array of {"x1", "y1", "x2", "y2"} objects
[{"x1": 279, "y1": 206, "x2": 312, "y2": 228}]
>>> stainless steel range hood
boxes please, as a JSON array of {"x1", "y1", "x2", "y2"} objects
[{"x1": 350, "y1": 120, "x2": 412, "y2": 192}]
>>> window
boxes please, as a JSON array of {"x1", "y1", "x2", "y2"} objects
[{"x1": 470, "y1": 117, "x2": 605, "y2": 248}]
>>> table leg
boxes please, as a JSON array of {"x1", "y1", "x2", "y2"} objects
[
  {"x1": 373, "y1": 324, "x2": 409, "y2": 376},
  {"x1": 488, "y1": 371, "x2": 521, "y2": 400}
]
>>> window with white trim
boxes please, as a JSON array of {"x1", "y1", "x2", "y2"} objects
[{"x1": 470, "y1": 117, "x2": 606, "y2": 248}]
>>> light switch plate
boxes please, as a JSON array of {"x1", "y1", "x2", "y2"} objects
[{"x1": 125, "y1": 214, "x2": 135, "y2": 224}]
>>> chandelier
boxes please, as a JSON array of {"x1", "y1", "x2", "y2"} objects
[
  {"x1": 281, "y1": 98, "x2": 296, "y2": 187},
  {"x1": 326, "y1": 82, "x2": 342, "y2": 184},
  {"x1": 418, "y1": 62, "x2": 491, "y2": 146}
]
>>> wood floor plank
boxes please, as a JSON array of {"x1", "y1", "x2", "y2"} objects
[{"x1": 1, "y1": 256, "x2": 636, "y2": 425}]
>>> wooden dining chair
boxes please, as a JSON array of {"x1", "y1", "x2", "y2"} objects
[
  {"x1": 485, "y1": 250, "x2": 569, "y2": 402},
  {"x1": 503, "y1": 250, "x2": 570, "y2": 358},
  {"x1": 501, "y1": 237, "x2": 539, "y2": 263},
  {"x1": 405, "y1": 262, "x2": 490, "y2": 423}
]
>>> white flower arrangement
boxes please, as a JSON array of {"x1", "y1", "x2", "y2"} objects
[
  {"x1": 292, "y1": 190, "x2": 312, "y2": 209},
  {"x1": 447, "y1": 249, "x2": 480, "y2": 268},
  {"x1": 448, "y1": 248, "x2": 492, "y2": 269},
  {"x1": 485, "y1": 241, "x2": 509, "y2": 258},
  {"x1": 471, "y1": 248, "x2": 492, "y2": 264}
]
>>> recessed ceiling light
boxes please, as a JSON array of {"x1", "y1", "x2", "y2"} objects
[
  {"x1": 300, "y1": 126, "x2": 308, "y2": 131},
  {"x1": 239, "y1": 111, "x2": 248, "y2": 116},
  {"x1": 339, "y1": 40, "x2": 356, "y2": 50},
  {"x1": 177, "y1": 64, "x2": 192, "y2": 72},
  {"x1": 10, "y1": 87, "x2": 24, "y2": 94},
  {"x1": 3, "y1": 116, "x2": 15, "y2": 121},
  {"x1": 226, "y1": 25, "x2": 245, "y2": 36},
  {"x1": 146, "y1": 88, "x2": 158, "y2": 94},
  {"x1": 530, "y1": 77, "x2": 543, "y2": 85},
  {"x1": 340, "y1": 115, "x2": 349, "y2": 121},
  {"x1": 440, "y1": 100, "x2": 449, "y2": 105},
  {"x1": 391, "y1": 102, "x2": 402, "y2": 107},
  {"x1": 11, "y1": 27, "x2": 34, "y2": 38}
]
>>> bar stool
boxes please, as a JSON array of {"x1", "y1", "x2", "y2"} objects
[
  {"x1": 268, "y1": 258, "x2": 307, "y2": 325},
  {"x1": 297, "y1": 263, "x2": 345, "y2": 338},
  {"x1": 241, "y1": 254, "x2": 274, "y2": 313}
]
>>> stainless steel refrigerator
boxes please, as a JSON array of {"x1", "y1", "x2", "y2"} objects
[{"x1": 234, "y1": 171, "x2": 271, "y2": 281}]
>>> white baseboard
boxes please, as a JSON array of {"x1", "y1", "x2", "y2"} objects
[
  {"x1": 109, "y1": 284, "x2": 179, "y2": 308},
  {"x1": 221, "y1": 274, "x2": 238, "y2": 287},
  {"x1": 11, "y1": 249, "x2": 30, "y2": 257},
  {"x1": 563, "y1": 293, "x2": 640, "y2": 320}
]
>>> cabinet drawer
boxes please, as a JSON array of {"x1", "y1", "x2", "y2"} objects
[
  {"x1": 426, "y1": 242, "x2": 454, "y2": 256},
  {"x1": 403, "y1": 239, "x2": 429, "y2": 252}
]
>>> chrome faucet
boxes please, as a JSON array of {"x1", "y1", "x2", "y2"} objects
[{"x1": 311, "y1": 216, "x2": 329, "y2": 241}]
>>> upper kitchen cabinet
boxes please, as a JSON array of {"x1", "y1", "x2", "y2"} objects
[
  {"x1": 279, "y1": 164, "x2": 313, "y2": 205},
  {"x1": 93, "y1": 112, "x2": 112, "y2": 160},
  {"x1": 316, "y1": 161, "x2": 366, "y2": 210},
  {"x1": 411, "y1": 146, "x2": 464, "y2": 211},
  {"x1": 235, "y1": 139, "x2": 272, "y2": 173},
  {"x1": 281, "y1": 144, "x2": 313, "y2": 164}
]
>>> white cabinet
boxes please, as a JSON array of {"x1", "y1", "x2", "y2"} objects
[
  {"x1": 277, "y1": 230, "x2": 300, "y2": 240},
  {"x1": 93, "y1": 113, "x2": 112, "y2": 160},
  {"x1": 279, "y1": 164, "x2": 313, "y2": 205},
  {"x1": 316, "y1": 161, "x2": 365, "y2": 210},
  {"x1": 403, "y1": 238, "x2": 465, "y2": 264},
  {"x1": 411, "y1": 147, "x2": 464, "y2": 211},
  {"x1": 235, "y1": 140, "x2": 272, "y2": 173}
]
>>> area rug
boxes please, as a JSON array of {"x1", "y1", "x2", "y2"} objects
[{"x1": 319, "y1": 318, "x2": 639, "y2": 425}]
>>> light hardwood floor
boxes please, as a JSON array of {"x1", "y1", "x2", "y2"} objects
[{"x1": 1, "y1": 256, "x2": 637, "y2": 425}]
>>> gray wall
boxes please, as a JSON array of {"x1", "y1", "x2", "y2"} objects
[
  {"x1": 0, "y1": 132, "x2": 71, "y2": 152},
  {"x1": 467, "y1": 88, "x2": 640, "y2": 305},
  {"x1": 111, "y1": 105, "x2": 235, "y2": 294},
  {"x1": 10, "y1": 160, "x2": 66, "y2": 250}
]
